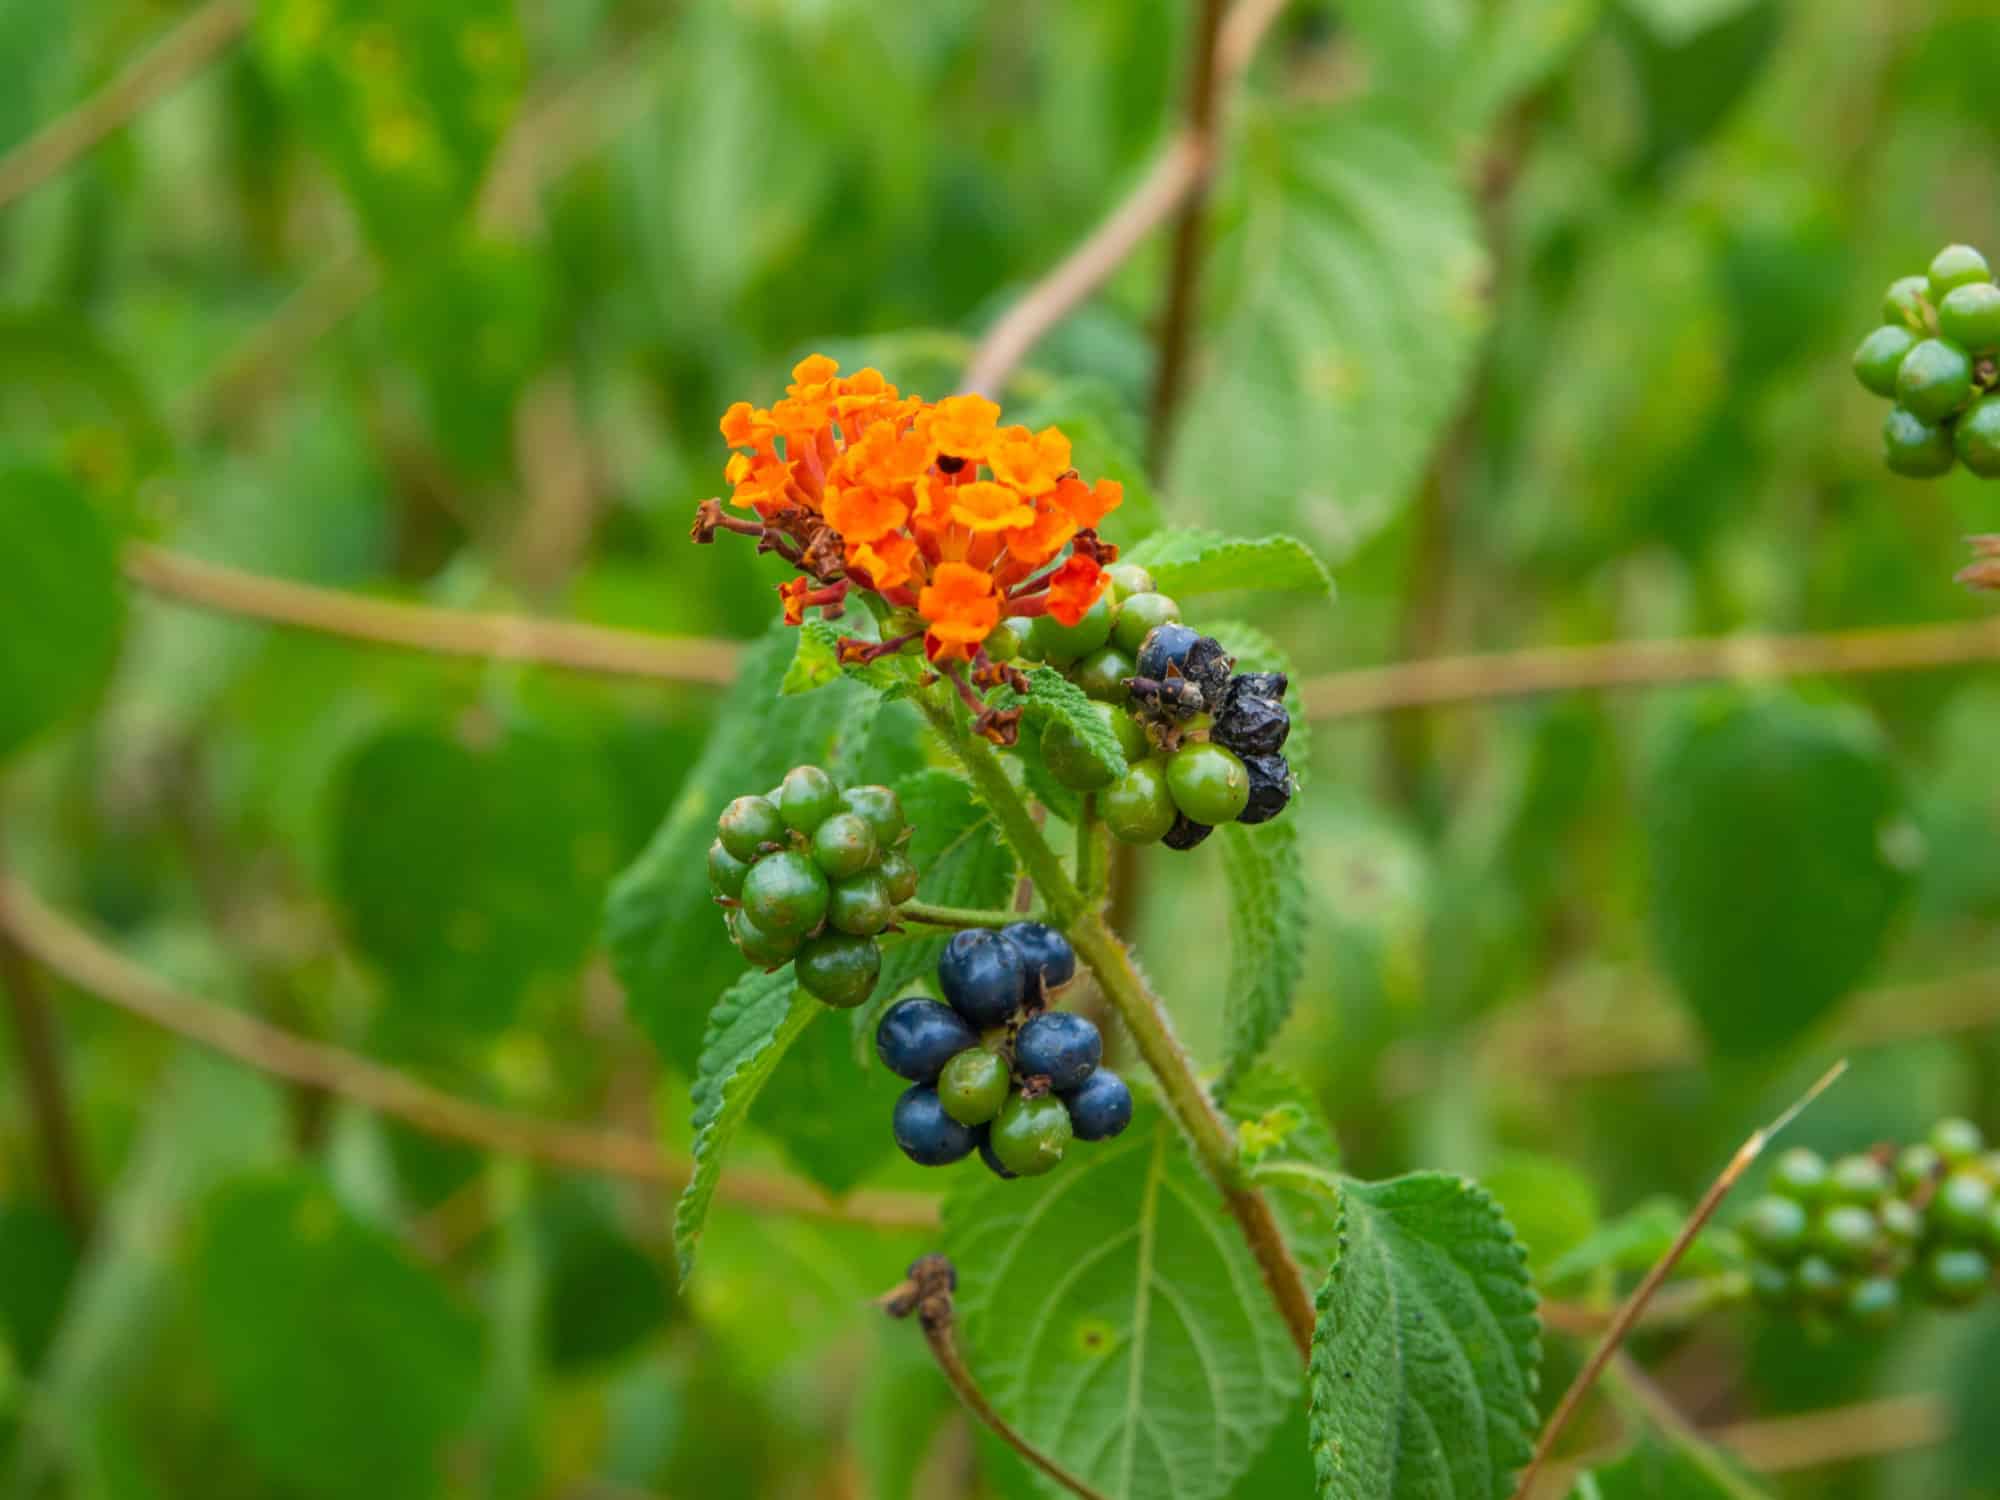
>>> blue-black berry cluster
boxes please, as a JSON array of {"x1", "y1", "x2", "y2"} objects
[
  {"x1": 1741, "y1": 1119, "x2": 2000, "y2": 1330},
  {"x1": 875, "y1": 921, "x2": 1132, "y2": 1178},
  {"x1": 708, "y1": 766, "x2": 919, "y2": 1010},
  {"x1": 1009, "y1": 563, "x2": 1295, "y2": 852},
  {"x1": 1853, "y1": 244, "x2": 2000, "y2": 478}
]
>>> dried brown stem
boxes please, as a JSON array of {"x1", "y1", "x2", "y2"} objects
[
  {"x1": 0, "y1": 0, "x2": 249, "y2": 211},
  {"x1": 1510, "y1": 1062, "x2": 1849, "y2": 1500},
  {"x1": 882, "y1": 1256, "x2": 1113, "y2": 1500},
  {"x1": 124, "y1": 543, "x2": 742, "y2": 684},
  {"x1": 0, "y1": 865, "x2": 94, "y2": 1238},
  {"x1": 0, "y1": 875, "x2": 938, "y2": 1231},
  {"x1": 1712, "y1": 1392, "x2": 1949, "y2": 1473}
]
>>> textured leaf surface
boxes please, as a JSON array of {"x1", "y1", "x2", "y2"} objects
[
  {"x1": 1218, "y1": 820, "x2": 1308, "y2": 1097},
  {"x1": 674, "y1": 969, "x2": 821, "y2": 1282},
  {"x1": 607, "y1": 625, "x2": 872, "y2": 1072},
  {"x1": 255, "y1": 0, "x2": 523, "y2": 259},
  {"x1": 1309, "y1": 1174, "x2": 1541, "y2": 1500},
  {"x1": 990, "y1": 666, "x2": 1127, "y2": 785},
  {"x1": 194, "y1": 1171, "x2": 483, "y2": 1500},
  {"x1": 1123, "y1": 529, "x2": 1334, "y2": 601},
  {"x1": 945, "y1": 1103, "x2": 1298, "y2": 1500},
  {"x1": 1646, "y1": 696, "x2": 1912, "y2": 1057},
  {"x1": 784, "y1": 618, "x2": 923, "y2": 698},
  {"x1": 1172, "y1": 108, "x2": 1488, "y2": 559},
  {"x1": 0, "y1": 463, "x2": 123, "y2": 761}
]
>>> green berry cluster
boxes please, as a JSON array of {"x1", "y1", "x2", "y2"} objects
[
  {"x1": 1003, "y1": 563, "x2": 1295, "y2": 852},
  {"x1": 707, "y1": 766, "x2": 919, "y2": 1010},
  {"x1": 1741, "y1": 1118, "x2": 2000, "y2": 1330},
  {"x1": 1853, "y1": 244, "x2": 2000, "y2": 478}
]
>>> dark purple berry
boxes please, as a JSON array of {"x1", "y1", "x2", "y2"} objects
[
  {"x1": 975, "y1": 1124, "x2": 1017, "y2": 1180},
  {"x1": 1231, "y1": 671, "x2": 1289, "y2": 702},
  {"x1": 1001, "y1": 921, "x2": 1076, "y2": 996},
  {"x1": 1238, "y1": 754, "x2": 1293, "y2": 825},
  {"x1": 893, "y1": 1085, "x2": 978, "y2": 1166},
  {"x1": 1135, "y1": 622, "x2": 1203, "y2": 682},
  {"x1": 1015, "y1": 1011, "x2": 1102, "y2": 1091},
  {"x1": 1161, "y1": 813, "x2": 1213, "y2": 851},
  {"x1": 1212, "y1": 685, "x2": 1290, "y2": 757},
  {"x1": 876, "y1": 997, "x2": 978, "y2": 1083},
  {"x1": 1061, "y1": 1070, "x2": 1133, "y2": 1141},
  {"x1": 938, "y1": 929, "x2": 1027, "y2": 1027}
]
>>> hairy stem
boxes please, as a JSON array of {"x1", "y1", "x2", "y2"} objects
[
  {"x1": 897, "y1": 901, "x2": 1023, "y2": 931},
  {"x1": 1074, "y1": 795, "x2": 1106, "y2": 909}
]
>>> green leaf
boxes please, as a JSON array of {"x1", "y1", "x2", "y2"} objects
[
  {"x1": 1579, "y1": 1433, "x2": 1774, "y2": 1499},
  {"x1": 607, "y1": 625, "x2": 874, "y2": 1072},
  {"x1": 989, "y1": 666, "x2": 1127, "y2": 785},
  {"x1": 1341, "y1": 0, "x2": 1603, "y2": 138},
  {"x1": 1205, "y1": 618, "x2": 1311, "y2": 778},
  {"x1": 0, "y1": 463, "x2": 123, "y2": 761},
  {"x1": 193, "y1": 1171, "x2": 484, "y2": 1500},
  {"x1": 674, "y1": 969, "x2": 821, "y2": 1282},
  {"x1": 254, "y1": 0, "x2": 524, "y2": 260},
  {"x1": 1541, "y1": 1196, "x2": 1737, "y2": 1290},
  {"x1": 329, "y1": 722, "x2": 620, "y2": 1033},
  {"x1": 1217, "y1": 819, "x2": 1308, "y2": 1098},
  {"x1": 944, "y1": 1102, "x2": 1298, "y2": 1500},
  {"x1": 752, "y1": 1004, "x2": 904, "y2": 1193},
  {"x1": 784, "y1": 618, "x2": 923, "y2": 698},
  {"x1": 1480, "y1": 1152, "x2": 1602, "y2": 1279},
  {"x1": 1123, "y1": 529, "x2": 1335, "y2": 601},
  {"x1": 1228, "y1": 1068, "x2": 1344, "y2": 1280},
  {"x1": 1171, "y1": 107, "x2": 1488, "y2": 560},
  {"x1": 1620, "y1": 0, "x2": 1763, "y2": 46},
  {"x1": 536, "y1": 1185, "x2": 673, "y2": 1373},
  {"x1": 0, "y1": 1202, "x2": 76, "y2": 1373},
  {"x1": 1645, "y1": 696, "x2": 1913, "y2": 1057},
  {"x1": 1309, "y1": 1173, "x2": 1541, "y2": 1500}
]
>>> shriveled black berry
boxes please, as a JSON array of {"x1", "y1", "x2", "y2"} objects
[
  {"x1": 1161, "y1": 813, "x2": 1213, "y2": 851},
  {"x1": 1182, "y1": 635, "x2": 1235, "y2": 701},
  {"x1": 1231, "y1": 671, "x2": 1288, "y2": 702},
  {"x1": 1238, "y1": 754, "x2": 1293, "y2": 825},
  {"x1": 1213, "y1": 683, "x2": 1290, "y2": 757}
]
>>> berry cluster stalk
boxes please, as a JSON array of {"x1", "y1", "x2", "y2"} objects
[{"x1": 917, "y1": 689, "x2": 1318, "y2": 1358}]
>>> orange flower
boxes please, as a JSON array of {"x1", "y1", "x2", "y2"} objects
[
  {"x1": 919, "y1": 561, "x2": 1001, "y2": 659},
  {"x1": 788, "y1": 353, "x2": 840, "y2": 394},
  {"x1": 825, "y1": 483, "x2": 910, "y2": 544},
  {"x1": 1044, "y1": 554, "x2": 1107, "y2": 627},
  {"x1": 924, "y1": 394, "x2": 1001, "y2": 465},
  {"x1": 778, "y1": 576, "x2": 815, "y2": 626},
  {"x1": 840, "y1": 421, "x2": 930, "y2": 492},
  {"x1": 846, "y1": 532, "x2": 918, "y2": 591},
  {"x1": 729, "y1": 452, "x2": 795, "y2": 514},
  {"x1": 987, "y1": 425, "x2": 1072, "y2": 497},
  {"x1": 947, "y1": 480, "x2": 1036, "y2": 533},
  {"x1": 1052, "y1": 474, "x2": 1122, "y2": 530},
  {"x1": 1001, "y1": 504, "x2": 1079, "y2": 570},
  {"x1": 720, "y1": 401, "x2": 775, "y2": 451}
]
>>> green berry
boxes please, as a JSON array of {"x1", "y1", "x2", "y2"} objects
[
  {"x1": 1853, "y1": 324, "x2": 1917, "y2": 397},
  {"x1": 1884, "y1": 275, "x2": 1932, "y2": 332},
  {"x1": 839, "y1": 784, "x2": 906, "y2": 849},
  {"x1": 708, "y1": 840, "x2": 751, "y2": 899},
  {"x1": 1955, "y1": 394, "x2": 2000, "y2": 477},
  {"x1": 1793, "y1": 1253, "x2": 1843, "y2": 1304},
  {"x1": 1105, "y1": 563, "x2": 1156, "y2": 597},
  {"x1": 1934, "y1": 1171, "x2": 1994, "y2": 1240},
  {"x1": 827, "y1": 869, "x2": 895, "y2": 936},
  {"x1": 741, "y1": 849, "x2": 830, "y2": 936},
  {"x1": 810, "y1": 812, "x2": 878, "y2": 880},
  {"x1": 1109, "y1": 706, "x2": 1150, "y2": 764},
  {"x1": 1844, "y1": 1276, "x2": 1902, "y2": 1331},
  {"x1": 1012, "y1": 619, "x2": 1046, "y2": 662},
  {"x1": 1897, "y1": 1143, "x2": 1942, "y2": 1193},
  {"x1": 796, "y1": 933, "x2": 880, "y2": 1008},
  {"x1": 988, "y1": 1092, "x2": 1073, "y2": 1177},
  {"x1": 1166, "y1": 743, "x2": 1250, "y2": 824},
  {"x1": 938, "y1": 1048, "x2": 1012, "y2": 1126},
  {"x1": 1830, "y1": 1154, "x2": 1893, "y2": 1205},
  {"x1": 1883, "y1": 406, "x2": 1956, "y2": 477},
  {"x1": 985, "y1": 621, "x2": 1023, "y2": 663},
  {"x1": 1929, "y1": 243, "x2": 1992, "y2": 301},
  {"x1": 1923, "y1": 1245, "x2": 1991, "y2": 1306},
  {"x1": 1104, "y1": 760, "x2": 1178, "y2": 845},
  {"x1": 1941, "y1": 281, "x2": 2000, "y2": 350},
  {"x1": 1743, "y1": 1195, "x2": 1809, "y2": 1257},
  {"x1": 717, "y1": 795, "x2": 786, "y2": 861},
  {"x1": 1747, "y1": 1258, "x2": 1792, "y2": 1306},
  {"x1": 1075, "y1": 647, "x2": 1135, "y2": 704},
  {"x1": 1931, "y1": 1117, "x2": 1986, "y2": 1164},
  {"x1": 733, "y1": 907, "x2": 801, "y2": 968},
  {"x1": 879, "y1": 849, "x2": 919, "y2": 905},
  {"x1": 1771, "y1": 1147, "x2": 1829, "y2": 1201},
  {"x1": 777, "y1": 765, "x2": 842, "y2": 834},
  {"x1": 1813, "y1": 1204, "x2": 1882, "y2": 1266},
  {"x1": 1029, "y1": 593, "x2": 1115, "y2": 665},
  {"x1": 1043, "y1": 709, "x2": 1122, "y2": 791},
  {"x1": 1895, "y1": 338, "x2": 1974, "y2": 423},
  {"x1": 1111, "y1": 591, "x2": 1181, "y2": 657},
  {"x1": 1880, "y1": 1197, "x2": 1923, "y2": 1245}
]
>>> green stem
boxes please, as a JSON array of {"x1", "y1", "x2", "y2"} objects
[
  {"x1": 1074, "y1": 795, "x2": 1104, "y2": 909},
  {"x1": 897, "y1": 901, "x2": 1022, "y2": 931}
]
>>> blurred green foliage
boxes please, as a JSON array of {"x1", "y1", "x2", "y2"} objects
[{"x1": 3, "y1": 0, "x2": 2000, "y2": 1496}]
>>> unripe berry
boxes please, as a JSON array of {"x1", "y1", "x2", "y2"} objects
[
  {"x1": 878, "y1": 849, "x2": 919, "y2": 904},
  {"x1": 1844, "y1": 1276, "x2": 1902, "y2": 1331},
  {"x1": 989, "y1": 1092, "x2": 1073, "y2": 1177},
  {"x1": 828, "y1": 869, "x2": 895, "y2": 936},
  {"x1": 1933, "y1": 1171, "x2": 1994, "y2": 1241},
  {"x1": 1075, "y1": 647, "x2": 1136, "y2": 704},
  {"x1": 984, "y1": 621, "x2": 1023, "y2": 663},
  {"x1": 1771, "y1": 1148, "x2": 1830, "y2": 1201},
  {"x1": 1895, "y1": 338, "x2": 1974, "y2": 424},
  {"x1": 1928, "y1": 243, "x2": 1992, "y2": 302},
  {"x1": 1923, "y1": 1245, "x2": 1991, "y2": 1306},
  {"x1": 1105, "y1": 563, "x2": 1156, "y2": 597},
  {"x1": 741, "y1": 849, "x2": 830, "y2": 936},
  {"x1": 1104, "y1": 760, "x2": 1178, "y2": 845},
  {"x1": 1747, "y1": 1258, "x2": 1792, "y2": 1306},
  {"x1": 810, "y1": 812, "x2": 878, "y2": 880},
  {"x1": 1793, "y1": 1253, "x2": 1843, "y2": 1304},
  {"x1": 976, "y1": 1124, "x2": 1017, "y2": 1180},
  {"x1": 839, "y1": 784, "x2": 906, "y2": 849},
  {"x1": 1829, "y1": 1154, "x2": 1893, "y2": 1205},
  {"x1": 1931, "y1": 1117, "x2": 1986, "y2": 1164},
  {"x1": 1166, "y1": 743, "x2": 1251, "y2": 825},
  {"x1": 1030, "y1": 593, "x2": 1115, "y2": 665},
  {"x1": 718, "y1": 795, "x2": 787, "y2": 861},
  {"x1": 1897, "y1": 1143, "x2": 1943, "y2": 1193},
  {"x1": 1111, "y1": 591, "x2": 1181, "y2": 657},
  {"x1": 1853, "y1": 324, "x2": 1917, "y2": 397},
  {"x1": 1879, "y1": 1197, "x2": 1923, "y2": 1245},
  {"x1": 796, "y1": 933, "x2": 880, "y2": 1008},
  {"x1": 1940, "y1": 281, "x2": 2000, "y2": 351},
  {"x1": 733, "y1": 907, "x2": 801, "y2": 969},
  {"x1": 1813, "y1": 1204, "x2": 1882, "y2": 1266},
  {"x1": 937, "y1": 1047, "x2": 1012, "y2": 1126},
  {"x1": 708, "y1": 840, "x2": 751, "y2": 898},
  {"x1": 1883, "y1": 275, "x2": 1932, "y2": 331},
  {"x1": 1954, "y1": 394, "x2": 2000, "y2": 478},
  {"x1": 777, "y1": 765, "x2": 842, "y2": 834},
  {"x1": 1883, "y1": 407, "x2": 1956, "y2": 478},
  {"x1": 1743, "y1": 1195, "x2": 1809, "y2": 1258}
]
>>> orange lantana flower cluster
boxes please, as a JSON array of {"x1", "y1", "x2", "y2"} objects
[{"x1": 701, "y1": 355, "x2": 1121, "y2": 663}]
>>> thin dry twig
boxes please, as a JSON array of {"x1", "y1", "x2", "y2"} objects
[
  {"x1": 1510, "y1": 1061, "x2": 1850, "y2": 1500},
  {"x1": 1713, "y1": 1392, "x2": 1950, "y2": 1474},
  {"x1": 0, "y1": 0, "x2": 249, "y2": 212},
  {"x1": 1302, "y1": 615, "x2": 2000, "y2": 720},
  {"x1": 0, "y1": 861, "x2": 94, "y2": 1237},
  {"x1": 881, "y1": 1255, "x2": 1113, "y2": 1500},
  {"x1": 124, "y1": 543, "x2": 743, "y2": 685},
  {"x1": 0, "y1": 875, "x2": 940, "y2": 1231},
  {"x1": 959, "y1": 0, "x2": 1291, "y2": 397}
]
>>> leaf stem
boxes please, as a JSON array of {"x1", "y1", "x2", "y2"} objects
[
  {"x1": 1074, "y1": 794, "x2": 1106, "y2": 909},
  {"x1": 896, "y1": 901, "x2": 1023, "y2": 931}
]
